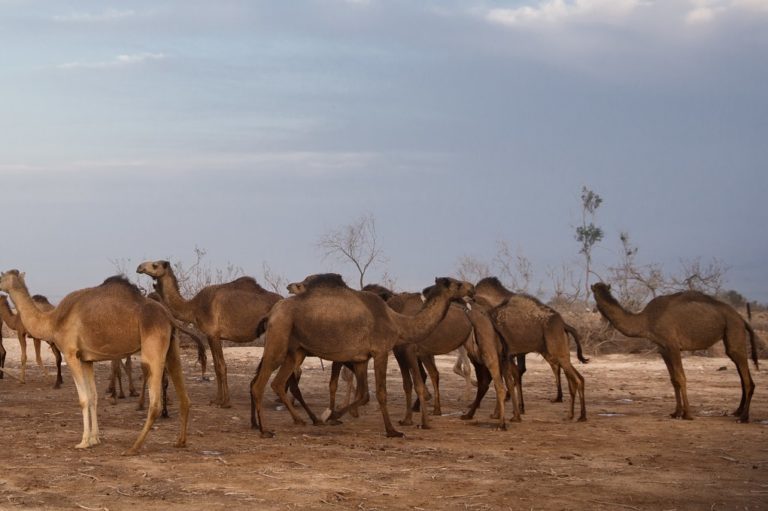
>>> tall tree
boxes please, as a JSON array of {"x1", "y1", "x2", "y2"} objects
[
  {"x1": 575, "y1": 186, "x2": 603, "y2": 303},
  {"x1": 318, "y1": 213, "x2": 386, "y2": 289}
]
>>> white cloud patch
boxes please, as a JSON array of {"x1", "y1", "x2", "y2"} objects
[
  {"x1": 53, "y1": 9, "x2": 138, "y2": 23},
  {"x1": 57, "y1": 53, "x2": 167, "y2": 70},
  {"x1": 486, "y1": 0, "x2": 645, "y2": 26}
]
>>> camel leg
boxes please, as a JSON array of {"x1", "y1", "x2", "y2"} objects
[
  {"x1": 161, "y1": 370, "x2": 170, "y2": 419},
  {"x1": 372, "y1": 353, "x2": 402, "y2": 438},
  {"x1": 18, "y1": 335, "x2": 27, "y2": 384},
  {"x1": 126, "y1": 356, "x2": 138, "y2": 397},
  {"x1": 499, "y1": 356, "x2": 521, "y2": 422},
  {"x1": 208, "y1": 336, "x2": 231, "y2": 408},
  {"x1": 403, "y1": 350, "x2": 432, "y2": 429},
  {"x1": 82, "y1": 362, "x2": 100, "y2": 444},
  {"x1": 329, "y1": 362, "x2": 370, "y2": 421},
  {"x1": 516, "y1": 354, "x2": 526, "y2": 413},
  {"x1": 662, "y1": 348, "x2": 691, "y2": 420},
  {"x1": 50, "y1": 344, "x2": 63, "y2": 389},
  {"x1": 543, "y1": 354, "x2": 563, "y2": 403},
  {"x1": 33, "y1": 338, "x2": 51, "y2": 380},
  {"x1": 271, "y1": 352, "x2": 310, "y2": 426},
  {"x1": 163, "y1": 339, "x2": 190, "y2": 449},
  {"x1": 250, "y1": 339, "x2": 289, "y2": 438},
  {"x1": 328, "y1": 361, "x2": 343, "y2": 415},
  {"x1": 421, "y1": 356, "x2": 442, "y2": 416},
  {"x1": 394, "y1": 348, "x2": 415, "y2": 426},
  {"x1": 65, "y1": 354, "x2": 99, "y2": 449},
  {"x1": 724, "y1": 329, "x2": 755, "y2": 423},
  {"x1": 124, "y1": 357, "x2": 164, "y2": 455},
  {"x1": 137, "y1": 364, "x2": 149, "y2": 411},
  {"x1": 462, "y1": 361, "x2": 491, "y2": 420},
  {"x1": 0, "y1": 340, "x2": 5, "y2": 380},
  {"x1": 559, "y1": 359, "x2": 586, "y2": 421}
]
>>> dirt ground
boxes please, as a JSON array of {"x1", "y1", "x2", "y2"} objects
[{"x1": 0, "y1": 340, "x2": 766, "y2": 511}]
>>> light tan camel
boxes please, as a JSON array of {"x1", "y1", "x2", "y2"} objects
[
  {"x1": 250, "y1": 275, "x2": 475, "y2": 438},
  {"x1": 384, "y1": 289, "x2": 512, "y2": 428},
  {"x1": 591, "y1": 282, "x2": 759, "y2": 422},
  {"x1": 486, "y1": 292, "x2": 587, "y2": 422},
  {"x1": 137, "y1": 260, "x2": 281, "y2": 408},
  {"x1": 0, "y1": 270, "x2": 191, "y2": 454},
  {"x1": 0, "y1": 294, "x2": 63, "y2": 387},
  {"x1": 475, "y1": 277, "x2": 588, "y2": 409}
]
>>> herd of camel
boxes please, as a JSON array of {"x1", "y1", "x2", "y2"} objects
[{"x1": 0, "y1": 261, "x2": 760, "y2": 455}]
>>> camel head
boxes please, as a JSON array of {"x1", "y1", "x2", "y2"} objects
[
  {"x1": 591, "y1": 282, "x2": 612, "y2": 297},
  {"x1": 0, "y1": 269, "x2": 26, "y2": 293},
  {"x1": 362, "y1": 283, "x2": 395, "y2": 302},
  {"x1": 425, "y1": 277, "x2": 475, "y2": 302},
  {"x1": 136, "y1": 260, "x2": 171, "y2": 279},
  {"x1": 287, "y1": 273, "x2": 346, "y2": 295},
  {"x1": 286, "y1": 281, "x2": 306, "y2": 295}
]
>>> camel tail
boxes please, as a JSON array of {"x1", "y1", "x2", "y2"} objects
[
  {"x1": 745, "y1": 321, "x2": 759, "y2": 370},
  {"x1": 565, "y1": 323, "x2": 589, "y2": 364},
  {"x1": 158, "y1": 303, "x2": 208, "y2": 377}
]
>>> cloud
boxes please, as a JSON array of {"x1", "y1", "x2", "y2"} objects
[
  {"x1": 485, "y1": 0, "x2": 645, "y2": 26},
  {"x1": 53, "y1": 9, "x2": 138, "y2": 23},
  {"x1": 57, "y1": 53, "x2": 167, "y2": 70}
]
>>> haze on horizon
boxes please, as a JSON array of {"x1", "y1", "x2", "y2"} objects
[{"x1": 1, "y1": 1, "x2": 766, "y2": 303}]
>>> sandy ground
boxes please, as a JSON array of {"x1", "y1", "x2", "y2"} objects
[{"x1": 0, "y1": 339, "x2": 766, "y2": 511}]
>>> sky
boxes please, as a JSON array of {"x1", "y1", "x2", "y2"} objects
[{"x1": 1, "y1": 0, "x2": 767, "y2": 303}]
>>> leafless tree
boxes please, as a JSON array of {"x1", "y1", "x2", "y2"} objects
[
  {"x1": 317, "y1": 213, "x2": 386, "y2": 289},
  {"x1": 261, "y1": 261, "x2": 288, "y2": 295},
  {"x1": 455, "y1": 255, "x2": 492, "y2": 283},
  {"x1": 546, "y1": 263, "x2": 582, "y2": 307},
  {"x1": 494, "y1": 240, "x2": 534, "y2": 293},
  {"x1": 607, "y1": 232, "x2": 666, "y2": 309},
  {"x1": 670, "y1": 257, "x2": 727, "y2": 295}
]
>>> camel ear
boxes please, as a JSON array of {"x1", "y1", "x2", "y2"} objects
[
  {"x1": 434, "y1": 277, "x2": 451, "y2": 288},
  {"x1": 161, "y1": 260, "x2": 170, "y2": 269}
]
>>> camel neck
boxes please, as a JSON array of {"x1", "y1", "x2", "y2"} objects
[
  {"x1": 156, "y1": 272, "x2": 195, "y2": 322},
  {"x1": 0, "y1": 297, "x2": 20, "y2": 329},
  {"x1": 594, "y1": 293, "x2": 647, "y2": 338},
  {"x1": 394, "y1": 293, "x2": 453, "y2": 344},
  {"x1": 5, "y1": 284, "x2": 54, "y2": 340}
]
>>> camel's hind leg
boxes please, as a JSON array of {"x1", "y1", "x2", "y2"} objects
[
  {"x1": 50, "y1": 344, "x2": 63, "y2": 388},
  {"x1": 33, "y1": 338, "x2": 51, "y2": 380},
  {"x1": 559, "y1": 359, "x2": 586, "y2": 421},
  {"x1": 163, "y1": 338, "x2": 190, "y2": 449},
  {"x1": 546, "y1": 356, "x2": 564, "y2": 403},
  {"x1": 271, "y1": 351, "x2": 315, "y2": 426},
  {"x1": 421, "y1": 356, "x2": 442, "y2": 416},
  {"x1": 394, "y1": 347, "x2": 416, "y2": 426},
  {"x1": 724, "y1": 325, "x2": 755, "y2": 423},
  {"x1": 0, "y1": 339, "x2": 5, "y2": 380}
]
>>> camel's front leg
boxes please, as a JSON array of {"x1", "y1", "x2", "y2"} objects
[
  {"x1": 373, "y1": 353, "x2": 402, "y2": 438},
  {"x1": 66, "y1": 355, "x2": 99, "y2": 449},
  {"x1": 33, "y1": 338, "x2": 51, "y2": 380},
  {"x1": 208, "y1": 336, "x2": 231, "y2": 408},
  {"x1": 18, "y1": 335, "x2": 27, "y2": 384}
]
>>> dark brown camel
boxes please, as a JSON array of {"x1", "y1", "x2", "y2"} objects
[
  {"x1": 592, "y1": 282, "x2": 758, "y2": 422},
  {"x1": 250, "y1": 275, "x2": 475, "y2": 438},
  {"x1": 475, "y1": 277, "x2": 588, "y2": 409},
  {"x1": 137, "y1": 260, "x2": 280, "y2": 408},
  {"x1": 0, "y1": 270, "x2": 192, "y2": 454},
  {"x1": 484, "y1": 293, "x2": 587, "y2": 422},
  {"x1": 384, "y1": 288, "x2": 513, "y2": 428}
]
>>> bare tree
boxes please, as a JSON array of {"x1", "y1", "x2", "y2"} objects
[
  {"x1": 494, "y1": 240, "x2": 534, "y2": 293},
  {"x1": 670, "y1": 257, "x2": 727, "y2": 295},
  {"x1": 547, "y1": 263, "x2": 582, "y2": 306},
  {"x1": 317, "y1": 213, "x2": 386, "y2": 290},
  {"x1": 455, "y1": 255, "x2": 492, "y2": 283},
  {"x1": 607, "y1": 232, "x2": 665, "y2": 309},
  {"x1": 261, "y1": 261, "x2": 288, "y2": 295}
]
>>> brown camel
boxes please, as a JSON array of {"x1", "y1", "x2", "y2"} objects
[
  {"x1": 475, "y1": 277, "x2": 588, "y2": 409},
  {"x1": 137, "y1": 260, "x2": 281, "y2": 408},
  {"x1": 591, "y1": 282, "x2": 759, "y2": 422},
  {"x1": 0, "y1": 294, "x2": 63, "y2": 387},
  {"x1": 250, "y1": 275, "x2": 475, "y2": 438},
  {"x1": 384, "y1": 289, "x2": 512, "y2": 428},
  {"x1": 0, "y1": 270, "x2": 191, "y2": 454},
  {"x1": 287, "y1": 276, "x2": 363, "y2": 421},
  {"x1": 485, "y1": 292, "x2": 587, "y2": 422}
]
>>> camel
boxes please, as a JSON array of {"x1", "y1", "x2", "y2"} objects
[
  {"x1": 485, "y1": 292, "x2": 587, "y2": 422},
  {"x1": 384, "y1": 289, "x2": 512, "y2": 428},
  {"x1": 137, "y1": 260, "x2": 281, "y2": 408},
  {"x1": 0, "y1": 270, "x2": 191, "y2": 454},
  {"x1": 250, "y1": 275, "x2": 476, "y2": 438},
  {"x1": 0, "y1": 294, "x2": 63, "y2": 387},
  {"x1": 591, "y1": 282, "x2": 759, "y2": 422},
  {"x1": 475, "y1": 277, "x2": 588, "y2": 410}
]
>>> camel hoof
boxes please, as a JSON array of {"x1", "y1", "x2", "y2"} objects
[
  {"x1": 398, "y1": 419, "x2": 413, "y2": 426},
  {"x1": 737, "y1": 417, "x2": 750, "y2": 424},
  {"x1": 174, "y1": 440, "x2": 187, "y2": 448},
  {"x1": 460, "y1": 413, "x2": 473, "y2": 421},
  {"x1": 496, "y1": 424, "x2": 508, "y2": 431},
  {"x1": 417, "y1": 423, "x2": 431, "y2": 430},
  {"x1": 349, "y1": 409, "x2": 360, "y2": 418},
  {"x1": 431, "y1": 409, "x2": 442, "y2": 416},
  {"x1": 551, "y1": 397, "x2": 563, "y2": 403},
  {"x1": 682, "y1": 414, "x2": 694, "y2": 421},
  {"x1": 386, "y1": 430, "x2": 405, "y2": 438},
  {"x1": 327, "y1": 419, "x2": 343, "y2": 426},
  {"x1": 577, "y1": 416, "x2": 588, "y2": 422},
  {"x1": 260, "y1": 431, "x2": 275, "y2": 439},
  {"x1": 129, "y1": 391, "x2": 139, "y2": 397},
  {"x1": 511, "y1": 416, "x2": 522, "y2": 423},
  {"x1": 320, "y1": 408, "x2": 333, "y2": 423},
  {"x1": 292, "y1": 419, "x2": 307, "y2": 426},
  {"x1": 121, "y1": 448, "x2": 139, "y2": 456}
]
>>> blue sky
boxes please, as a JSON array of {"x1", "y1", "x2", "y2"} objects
[{"x1": 1, "y1": 0, "x2": 767, "y2": 302}]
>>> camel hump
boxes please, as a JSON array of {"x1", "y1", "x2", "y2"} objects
[
  {"x1": 100, "y1": 275, "x2": 143, "y2": 296},
  {"x1": 226, "y1": 276, "x2": 264, "y2": 291},
  {"x1": 31, "y1": 294, "x2": 52, "y2": 305},
  {"x1": 476, "y1": 276, "x2": 508, "y2": 291},
  {"x1": 302, "y1": 273, "x2": 348, "y2": 290},
  {"x1": 362, "y1": 283, "x2": 394, "y2": 301}
]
